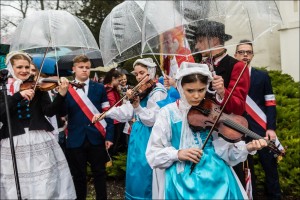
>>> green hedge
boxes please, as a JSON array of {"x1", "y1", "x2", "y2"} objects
[
  {"x1": 254, "y1": 69, "x2": 300, "y2": 197},
  {"x1": 104, "y1": 69, "x2": 300, "y2": 197}
]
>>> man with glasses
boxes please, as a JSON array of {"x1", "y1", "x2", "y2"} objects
[{"x1": 235, "y1": 40, "x2": 281, "y2": 200}]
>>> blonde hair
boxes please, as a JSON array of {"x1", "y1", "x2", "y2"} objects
[
  {"x1": 73, "y1": 54, "x2": 90, "y2": 64},
  {"x1": 10, "y1": 54, "x2": 31, "y2": 66}
]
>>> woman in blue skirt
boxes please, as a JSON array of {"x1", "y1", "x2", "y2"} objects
[
  {"x1": 93, "y1": 58, "x2": 167, "y2": 199},
  {"x1": 146, "y1": 62, "x2": 267, "y2": 199}
]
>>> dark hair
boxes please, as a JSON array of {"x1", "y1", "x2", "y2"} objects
[
  {"x1": 103, "y1": 68, "x2": 122, "y2": 85},
  {"x1": 134, "y1": 63, "x2": 148, "y2": 69},
  {"x1": 73, "y1": 54, "x2": 90, "y2": 64},
  {"x1": 235, "y1": 39, "x2": 253, "y2": 52},
  {"x1": 181, "y1": 73, "x2": 209, "y2": 86}
]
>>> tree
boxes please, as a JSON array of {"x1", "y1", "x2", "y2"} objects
[
  {"x1": 75, "y1": 0, "x2": 124, "y2": 45},
  {"x1": 0, "y1": 0, "x2": 82, "y2": 41}
]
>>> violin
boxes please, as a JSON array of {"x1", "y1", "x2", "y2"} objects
[
  {"x1": 90, "y1": 74, "x2": 155, "y2": 125},
  {"x1": 129, "y1": 79, "x2": 155, "y2": 103},
  {"x1": 187, "y1": 98, "x2": 284, "y2": 157},
  {"x1": 20, "y1": 75, "x2": 84, "y2": 91}
]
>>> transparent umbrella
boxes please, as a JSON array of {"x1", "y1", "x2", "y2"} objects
[
  {"x1": 9, "y1": 10, "x2": 100, "y2": 73},
  {"x1": 99, "y1": 1, "x2": 146, "y2": 66},
  {"x1": 141, "y1": 0, "x2": 282, "y2": 56}
]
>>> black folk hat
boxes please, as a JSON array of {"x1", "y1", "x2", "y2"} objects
[{"x1": 195, "y1": 20, "x2": 232, "y2": 42}]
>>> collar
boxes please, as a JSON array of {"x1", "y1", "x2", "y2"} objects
[
  {"x1": 248, "y1": 65, "x2": 252, "y2": 77},
  {"x1": 75, "y1": 78, "x2": 89, "y2": 86},
  {"x1": 214, "y1": 53, "x2": 227, "y2": 66}
]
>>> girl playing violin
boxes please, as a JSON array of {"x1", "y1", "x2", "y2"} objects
[
  {"x1": 92, "y1": 58, "x2": 167, "y2": 199},
  {"x1": 0, "y1": 51, "x2": 76, "y2": 199},
  {"x1": 145, "y1": 62, "x2": 267, "y2": 199}
]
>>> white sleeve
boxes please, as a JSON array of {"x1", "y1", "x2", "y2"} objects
[
  {"x1": 106, "y1": 101, "x2": 134, "y2": 122},
  {"x1": 212, "y1": 133, "x2": 254, "y2": 166},
  {"x1": 134, "y1": 90, "x2": 167, "y2": 127},
  {"x1": 146, "y1": 107, "x2": 179, "y2": 169}
]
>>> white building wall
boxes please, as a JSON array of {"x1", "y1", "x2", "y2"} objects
[
  {"x1": 227, "y1": 1, "x2": 299, "y2": 82},
  {"x1": 278, "y1": 0, "x2": 299, "y2": 82}
]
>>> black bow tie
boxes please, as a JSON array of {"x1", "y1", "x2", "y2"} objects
[{"x1": 76, "y1": 82, "x2": 86, "y2": 93}]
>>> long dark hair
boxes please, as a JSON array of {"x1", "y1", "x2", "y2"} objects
[
  {"x1": 181, "y1": 73, "x2": 209, "y2": 86},
  {"x1": 103, "y1": 68, "x2": 122, "y2": 85}
]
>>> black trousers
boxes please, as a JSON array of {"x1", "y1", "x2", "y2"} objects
[
  {"x1": 66, "y1": 138, "x2": 108, "y2": 200},
  {"x1": 110, "y1": 122, "x2": 127, "y2": 156},
  {"x1": 249, "y1": 149, "x2": 281, "y2": 200}
]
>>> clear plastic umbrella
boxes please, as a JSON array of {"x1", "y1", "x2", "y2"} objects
[
  {"x1": 99, "y1": 1, "x2": 146, "y2": 66},
  {"x1": 10, "y1": 10, "x2": 99, "y2": 52},
  {"x1": 9, "y1": 10, "x2": 100, "y2": 73},
  {"x1": 141, "y1": 0, "x2": 282, "y2": 56}
]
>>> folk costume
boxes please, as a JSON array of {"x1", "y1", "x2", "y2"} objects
[
  {"x1": 105, "y1": 58, "x2": 167, "y2": 199},
  {"x1": 0, "y1": 52, "x2": 76, "y2": 199},
  {"x1": 146, "y1": 62, "x2": 251, "y2": 199}
]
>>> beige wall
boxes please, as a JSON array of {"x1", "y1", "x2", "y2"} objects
[
  {"x1": 227, "y1": 1, "x2": 299, "y2": 82},
  {"x1": 278, "y1": 0, "x2": 300, "y2": 81}
]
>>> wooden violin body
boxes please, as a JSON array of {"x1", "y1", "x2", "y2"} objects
[
  {"x1": 20, "y1": 76, "x2": 84, "y2": 91},
  {"x1": 187, "y1": 98, "x2": 284, "y2": 157}
]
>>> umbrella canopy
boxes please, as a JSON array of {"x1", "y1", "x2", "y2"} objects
[
  {"x1": 141, "y1": 1, "x2": 282, "y2": 56},
  {"x1": 31, "y1": 56, "x2": 73, "y2": 76},
  {"x1": 99, "y1": 1, "x2": 146, "y2": 66},
  {"x1": 9, "y1": 10, "x2": 101, "y2": 76},
  {"x1": 57, "y1": 49, "x2": 103, "y2": 70},
  {"x1": 10, "y1": 10, "x2": 99, "y2": 51}
]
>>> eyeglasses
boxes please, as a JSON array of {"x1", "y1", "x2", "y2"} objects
[{"x1": 236, "y1": 50, "x2": 253, "y2": 55}]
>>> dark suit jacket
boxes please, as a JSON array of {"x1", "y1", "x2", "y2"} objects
[
  {"x1": 62, "y1": 80, "x2": 114, "y2": 148},
  {"x1": 0, "y1": 90, "x2": 65, "y2": 139},
  {"x1": 245, "y1": 67, "x2": 276, "y2": 137}
]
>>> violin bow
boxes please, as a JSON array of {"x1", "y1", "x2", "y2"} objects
[
  {"x1": 88, "y1": 74, "x2": 150, "y2": 126},
  {"x1": 33, "y1": 39, "x2": 52, "y2": 91},
  {"x1": 190, "y1": 61, "x2": 249, "y2": 175}
]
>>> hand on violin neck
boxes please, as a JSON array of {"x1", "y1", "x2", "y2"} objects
[
  {"x1": 130, "y1": 95, "x2": 140, "y2": 108},
  {"x1": 246, "y1": 139, "x2": 268, "y2": 152},
  {"x1": 178, "y1": 148, "x2": 203, "y2": 164},
  {"x1": 20, "y1": 89, "x2": 35, "y2": 101},
  {"x1": 57, "y1": 77, "x2": 69, "y2": 96}
]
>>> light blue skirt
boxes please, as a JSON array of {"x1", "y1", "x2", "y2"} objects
[{"x1": 125, "y1": 120, "x2": 152, "y2": 200}]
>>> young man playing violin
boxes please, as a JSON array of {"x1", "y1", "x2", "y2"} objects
[
  {"x1": 61, "y1": 55, "x2": 114, "y2": 200},
  {"x1": 0, "y1": 51, "x2": 75, "y2": 199}
]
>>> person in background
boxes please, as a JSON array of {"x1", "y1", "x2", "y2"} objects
[
  {"x1": 92, "y1": 58, "x2": 167, "y2": 200},
  {"x1": 29, "y1": 61, "x2": 38, "y2": 76},
  {"x1": 193, "y1": 20, "x2": 250, "y2": 187},
  {"x1": 0, "y1": 51, "x2": 75, "y2": 199},
  {"x1": 119, "y1": 73, "x2": 132, "y2": 97},
  {"x1": 62, "y1": 55, "x2": 114, "y2": 200},
  {"x1": 103, "y1": 68, "x2": 127, "y2": 155},
  {"x1": 235, "y1": 40, "x2": 282, "y2": 200},
  {"x1": 146, "y1": 62, "x2": 267, "y2": 199}
]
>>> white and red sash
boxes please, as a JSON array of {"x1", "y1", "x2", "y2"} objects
[
  {"x1": 245, "y1": 95, "x2": 284, "y2": 151},
  {"x1": 245, "y1": 95, "x2": 267, "y2": 130},
  {"x1": 69, "y1": 85, "x2": 107, "y2": 138}
]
